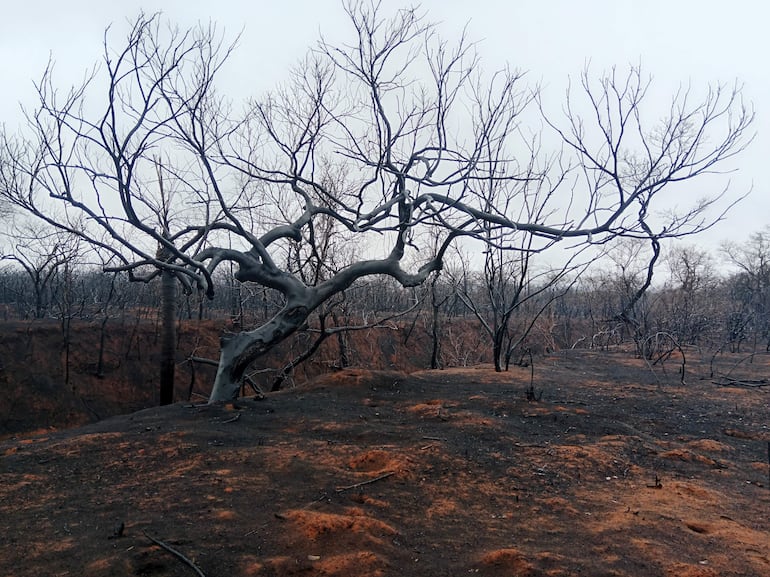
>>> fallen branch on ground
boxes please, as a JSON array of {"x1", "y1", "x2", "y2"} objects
[
  {"x1": 335, "y1": 471, "x2": 395, "y2": 493},
  {"x1": 712, "y1": 378, "x2": 769, "y2": 388},
  {"x1": 143, "y1": 531, "x2": 208, "y2": 577}
]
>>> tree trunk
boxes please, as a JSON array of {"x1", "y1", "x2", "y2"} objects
[
  {"x1": 430, "y1": 303, "x2": 441, "y2": 370},
  {"x1": 209, "y1": 304, "x2": 309, "y2": 402},
  {"x1": 159, "y1": 268, "x2": 177, "y2": 406},
  {"x1": 95, "y1": 275, "x2": 117, "y2": 379},
  {"x1": 62, "y1": 315, "x2": 71, "y2": 388},
  {"x1": 332, "y1": 311, "x2": 350, "y2": 369},
  {"x1": 96, "y1": 314, "x2": 109, "y2": 378},
  {"x1": 429, "y1": 275, "x2": 443, "y2": 370},
  {"x1": 492, "y1": 340, "x2": 503, "y2": 372}
]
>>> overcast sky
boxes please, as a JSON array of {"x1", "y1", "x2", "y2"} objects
[{"x1": 1, "y1": 0, "x2": 766, "y2": 253}]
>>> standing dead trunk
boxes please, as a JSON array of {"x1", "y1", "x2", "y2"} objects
[
  {"x1": 492, "y1": 329, "x2": 505, "y2": 373},
  {"x1": 331, "y1": 311, "x2": 350, "y2": 369},
  {"x1": 96, "y1": 314, "x2": 109, "y2": 378},
  {"x1": 429, "y1": 274, "x2": 445, "y2": 370},
  {"x1": 159, "y1": 267, "x2": 177, "y2": 406},
  {"x1": 95, "y1": 274, "x2": 117, "y2": 379}
]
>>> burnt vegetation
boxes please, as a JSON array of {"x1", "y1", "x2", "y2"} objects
[{"x1": 1, "y1": 225, "x2": 770, "y2": 437}]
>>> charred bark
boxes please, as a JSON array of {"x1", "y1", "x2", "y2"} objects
[
  {"x1": 209, "y1": 303, "x2": 309, "y2": 401},
  {"x1": 159, "y1": 267, "x2": 177, "y2": 406}
]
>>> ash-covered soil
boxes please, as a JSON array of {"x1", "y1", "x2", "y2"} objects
[{"x1": 1, "y1": 351, "x2": 768, "y2": 576}]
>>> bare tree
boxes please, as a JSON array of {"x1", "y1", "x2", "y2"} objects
[
  {"x1": 662, "y1": 244, "x2": 720, "y2": 346},
  {"x1": 597, "y1": 238, "x2": 661, "y2": 355},
  {"x1": 1, "y1": 223, "x2": 81, "y2": 319},
  {"x1": 453, "y1": 239, "x2": 587, "y2": 371},
  {"x1": 0, "y1": 3, "x2": 753, "y2": 402},
  {"x1": 721, "y1": 227, "x2": 770, "y2": 352}
]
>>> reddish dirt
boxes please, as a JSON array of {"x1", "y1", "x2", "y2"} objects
[{"x1": 1, "y1": 351, "x2": 769, "y2": 576}]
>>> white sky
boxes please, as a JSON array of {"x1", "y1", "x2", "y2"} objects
[{"x1": 1, "y1": 0, "x2": 767, "y2": 255}]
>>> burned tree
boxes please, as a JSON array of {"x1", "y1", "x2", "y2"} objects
[{"x1": 0, "y1": 3, "x2": 753, "y2": 401}]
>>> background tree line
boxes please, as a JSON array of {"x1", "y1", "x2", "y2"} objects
[{"x1": 2, "y1": 224, "x2": 769, "y2": 393}]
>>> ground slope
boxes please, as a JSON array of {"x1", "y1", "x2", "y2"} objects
[{"x1": 1, "y1": 351, "x2": 768, "y2": 576}]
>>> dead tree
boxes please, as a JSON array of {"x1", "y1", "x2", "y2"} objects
[{"x1": 0, "y1": 3, "x2": 754, "y2": 401}]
